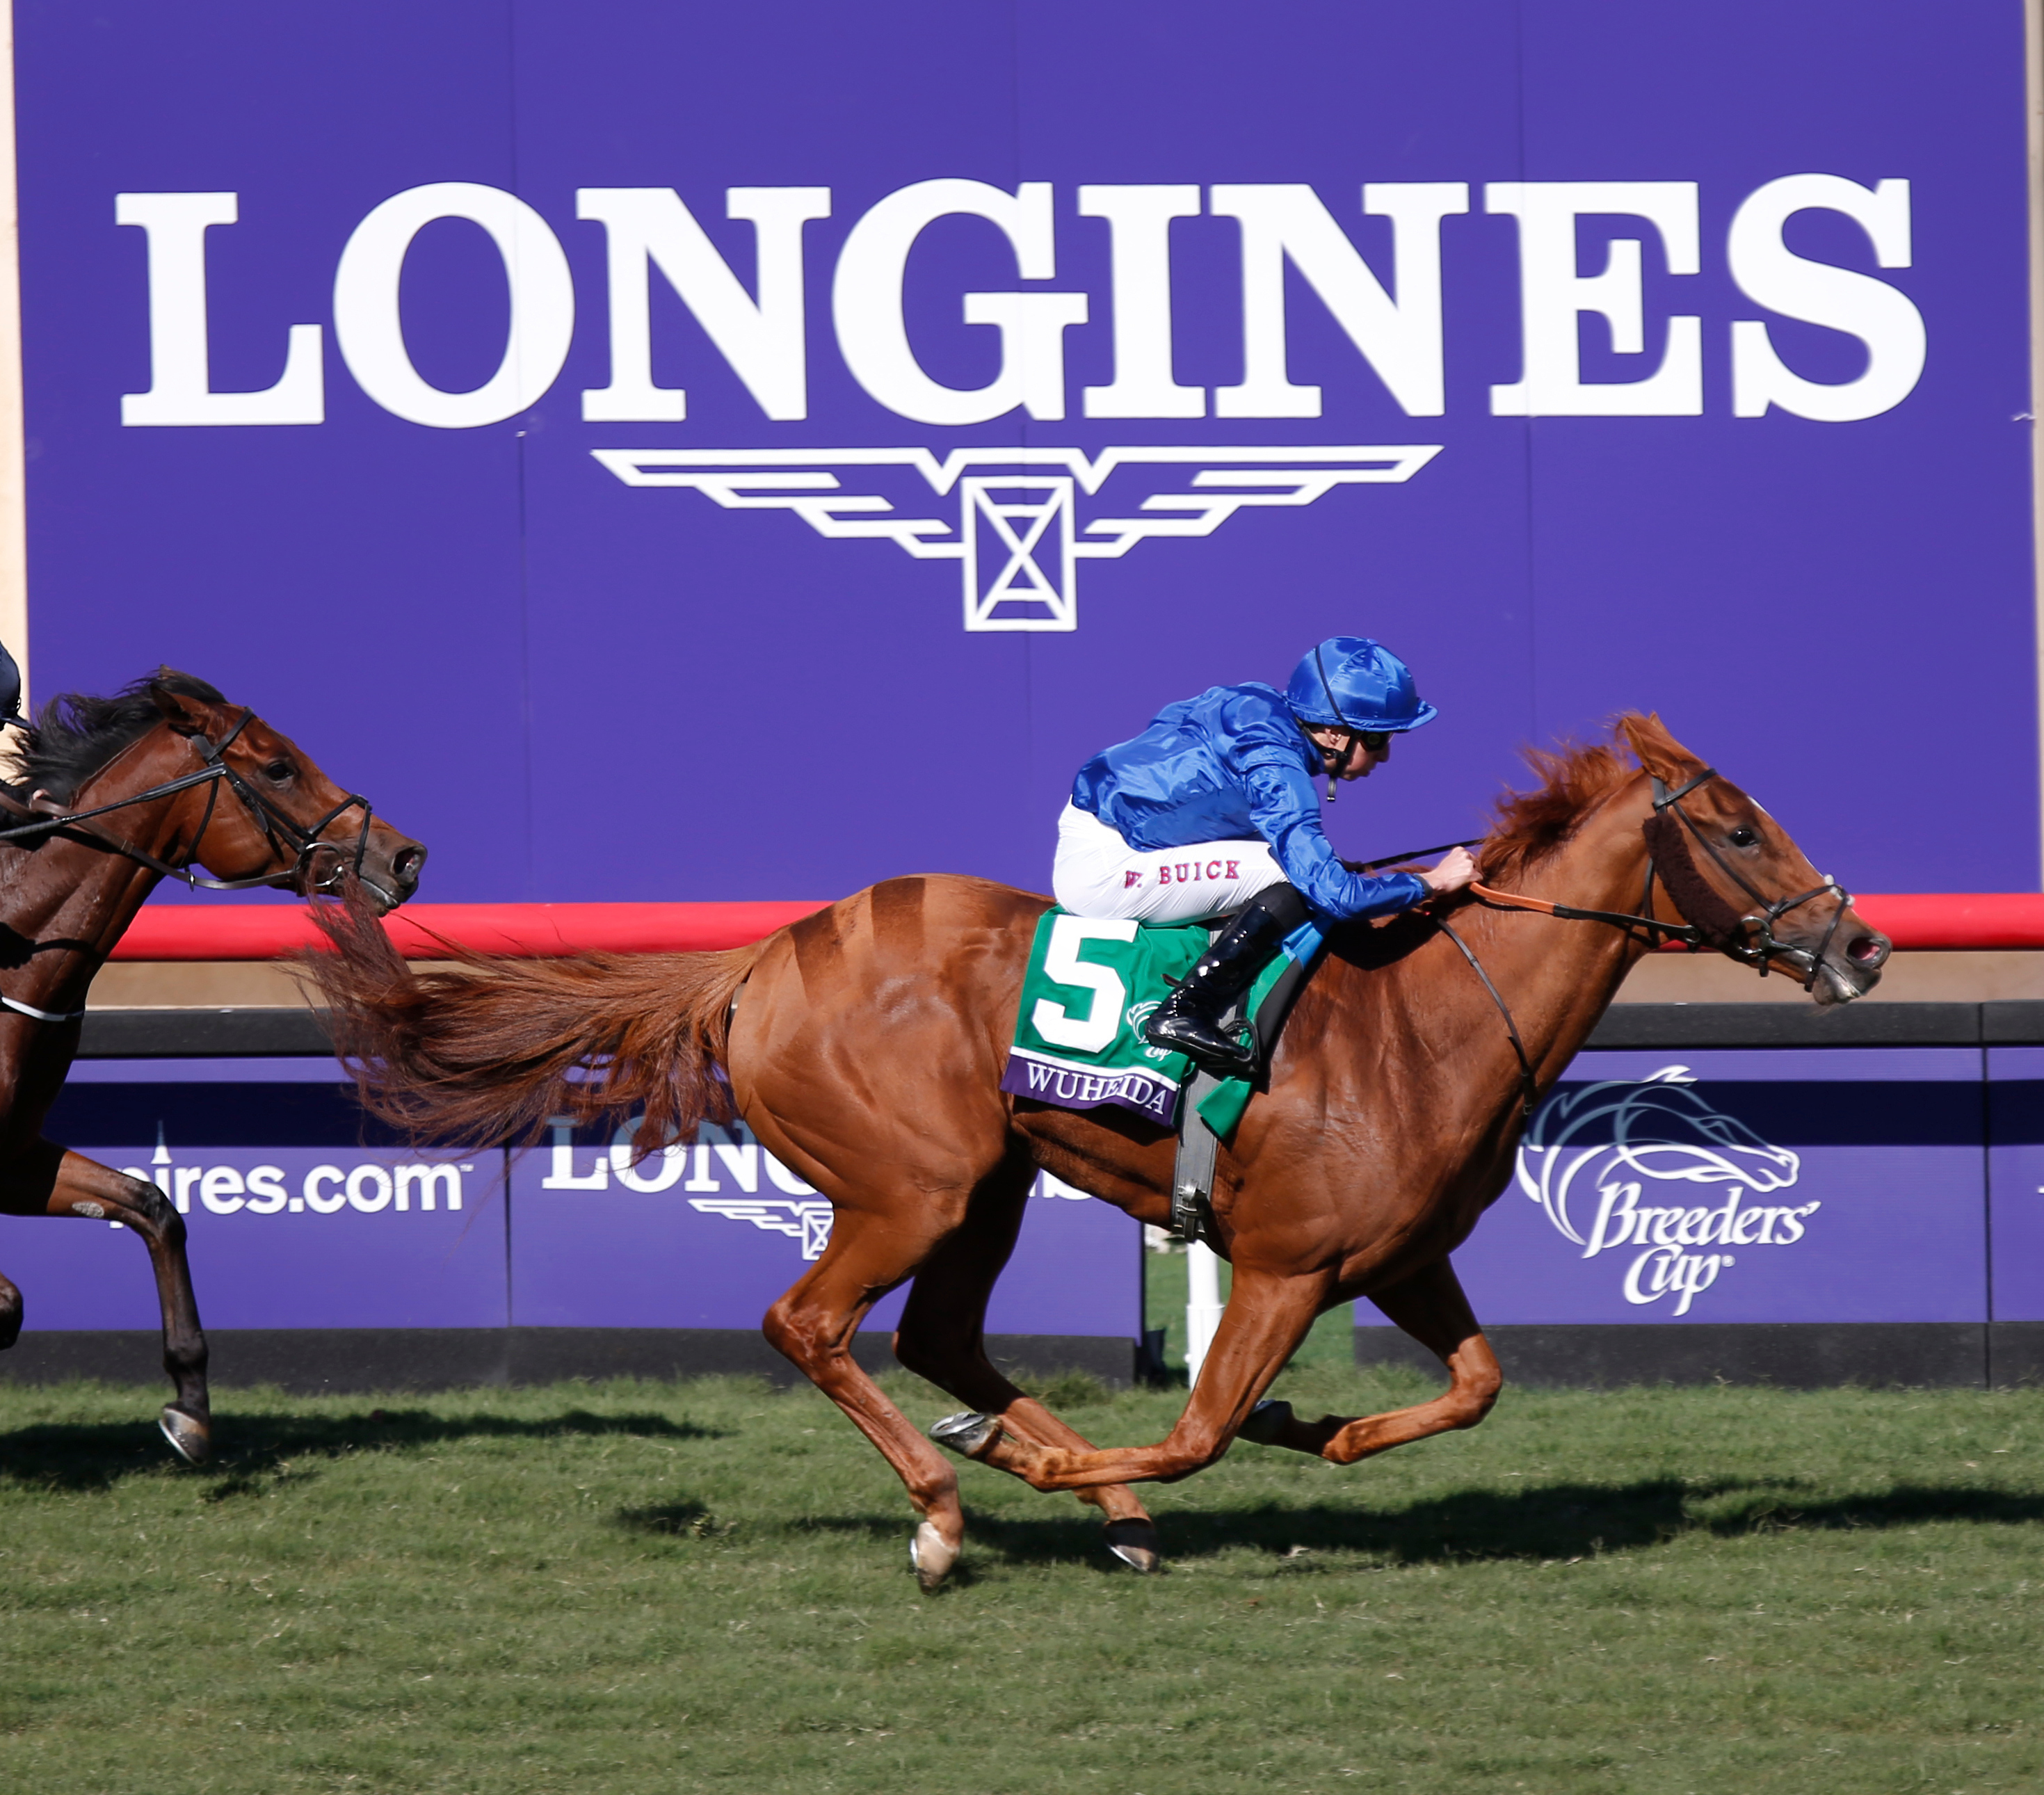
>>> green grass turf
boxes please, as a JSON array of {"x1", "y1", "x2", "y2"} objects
[{"x1": 0, "y1": 1369, "x2": 2041, "y2": 1795}]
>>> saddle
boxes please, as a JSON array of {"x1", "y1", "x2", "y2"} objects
[{"x1": 1002, "y1": 904, "x2": 1328, "y2": 1246}]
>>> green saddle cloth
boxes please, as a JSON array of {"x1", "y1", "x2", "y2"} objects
[{"x1": 1001, "y1": 909, "x2": 1322, "y2": 1138}]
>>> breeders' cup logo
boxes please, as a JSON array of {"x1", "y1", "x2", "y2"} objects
[
  {"x1": 1124, "y1": 997, "x2": 1176, "y2": 1063},
  {"x1": 595, "y1": 444, "x2": 1436, "y2": 631},
  {"x1": 1514, "y1": 1066, "x2": 1819, "y2": 1315}
]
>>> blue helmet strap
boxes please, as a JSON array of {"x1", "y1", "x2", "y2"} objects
[{"x1": 1312, "y1": 642, "x2": 1358, "y2": 803}]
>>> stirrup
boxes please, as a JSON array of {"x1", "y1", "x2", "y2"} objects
[{"x1": 1144, "y1": 1009, "x2": 1256, "y2": 1078}]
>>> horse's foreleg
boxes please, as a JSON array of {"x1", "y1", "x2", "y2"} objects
[
  {"x1": 940, "y1": 1264, "x2": 1326, "y2": 1492},
  {"x1": 0, "y1": 1143, "x2": 211, "y2": 1462},
  {"x1": 1250, "y1": 1258, "x2": 1500, "y2": 1465},
  {"x1": 891, "y1": 1205, "x2": 1161, "y2": 1572},
  {"x1": 762, "y1": 1209, "x2": 974, "y2": 1591}
]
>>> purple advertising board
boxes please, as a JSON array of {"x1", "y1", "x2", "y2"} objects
[
  {"x1": 513, "y1": 1120, "x2": 1136, "y2": 1337},
  {"x1": 1363, "y1": 1047, "x2": 1992, "y2": 1333},
  {"x1": 10, "y1": 1, "x2": 2036, "y2": 910},
  {"x1": 3, "y1": 1059, "x2": 510, "y2": 1331},
  {"x1": 1989, "y1": 1047, "x2": 2044, "y2": 1321},
  {"x1": 4, "y1": 1062, "x2": 1138, "y2": 1341}
]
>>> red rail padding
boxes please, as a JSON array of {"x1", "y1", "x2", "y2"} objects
[
  {"x1": 109, "y1": 901, "x2": 832, "y2": 961},
  {"x1": 1849, "y1": 892, "x2": 2044, "y2": 952},
  {"x1": 102, "y1": 892, "x2": 2044, "y2": 961}
]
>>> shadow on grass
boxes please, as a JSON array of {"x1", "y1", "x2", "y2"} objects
[
  {"x1": 0, "y1": 1408, "x2": 730, "y2": 1495},
  {"x1": 764, "y1": 1477, "x2": 2044, "y2": 1570},
  {"x1": 613, "y1": 1500, "x2": 752, "y2": 1543}
]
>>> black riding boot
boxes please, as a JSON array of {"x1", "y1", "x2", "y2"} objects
[{"x1": 1143, "y1": 883, "x2": 1310, "y2": 1078}]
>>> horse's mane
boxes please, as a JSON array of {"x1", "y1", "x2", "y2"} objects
[
  {"x1": 8, "y1": 668, "x2": 223, "y2": 801},
  {"x1": 1477, "y1": 711, "x2": 1670, "y2": 883}
]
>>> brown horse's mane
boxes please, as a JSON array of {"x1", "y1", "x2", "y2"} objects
[
  {"x1": 1476, "y1": 711, "x2": 1666, "y2": 884},
  {"x1": 8, "y1": 668, "x2": 223, "y2": 800}
]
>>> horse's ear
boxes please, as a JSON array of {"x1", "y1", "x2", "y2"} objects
[
  {"x1": 150, "y1": 681, "x2": 217, "y2": 737},
  {"x1": 1618, "y1": 711, "x2": 1705, "y2": 787}
]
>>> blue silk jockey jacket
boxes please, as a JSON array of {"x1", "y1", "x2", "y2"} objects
[{"x1": 1070, "y1": 682, "x2": 1431, "y2": 922}]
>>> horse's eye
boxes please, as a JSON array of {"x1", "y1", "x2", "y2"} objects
[
  {"x1": 264, "y1": 759, "x2": 295, "y2": 782},
  {"x1": 1729, "y1": 826, "x2": 1758, "y2": 848}
]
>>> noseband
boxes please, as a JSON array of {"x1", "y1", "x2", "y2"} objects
[{"x1": 0, "y1": 708, "x2": 380, "y2": 897}]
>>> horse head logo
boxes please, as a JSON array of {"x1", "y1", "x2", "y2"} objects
[{"x1": 1515, "y1": 1065, "x2": 1800, "y2": 1246}]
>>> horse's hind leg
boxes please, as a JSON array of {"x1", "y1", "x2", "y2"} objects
[
  {"x1": 0, "y1": 1142, "x2": 210, "y2": 1462},
  {"x1": 1248, "y1": 1258, "x2": 1501, "y2": 1465},
  {"x1": 890, "y1": 1166, "x2": 1163, "y2": 1573},
  {"x1": 944, "y1": 1262, "x2": 1328, "y2": 1492},
  {"x1": 762, "y1": 1204, "x2": 977, "y2": 1591}
]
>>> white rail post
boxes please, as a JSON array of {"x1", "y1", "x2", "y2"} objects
[{"x1": 1185, "y1": 1239, "x2": 1224, "y2": 1385}]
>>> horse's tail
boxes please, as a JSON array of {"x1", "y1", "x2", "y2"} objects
[{"x1": 301, "y1": 883, "x2": 761, "y2": 1152}]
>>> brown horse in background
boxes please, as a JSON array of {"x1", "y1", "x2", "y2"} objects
[
  {"x1": 0, "y1": 671, "x2": 424, "y2": 1461},
  {"x1": 309, "y1": 714, "x2": 1887, "y2": 1587}
]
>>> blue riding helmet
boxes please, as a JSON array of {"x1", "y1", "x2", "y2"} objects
[{"x1": 1285, "y1": 636, "x2": 1437, "y2": 734}]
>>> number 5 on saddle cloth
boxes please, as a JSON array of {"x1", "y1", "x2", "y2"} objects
[{"x1": 1001, "y1": 910, "x2": 1328, "y2": 1243}]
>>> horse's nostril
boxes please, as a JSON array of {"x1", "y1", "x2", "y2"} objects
[
  {"x1": 392, "y1": 847, "x2": 424, "y2": 881},
  {"x1": 1847, "y1": 934, "x2": 1890, "y2": 965}
]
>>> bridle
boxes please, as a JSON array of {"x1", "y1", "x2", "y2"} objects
[
  {"x1": 0, "y1": 707, "x2": 382, "y2": 1026},
  {"x1": 0, "y1": 706, "x2": 382, "y2": 1026},
  {"x1": 0, "y1": 707, "x2": 380, "y2": 897},
  {"x1": 1432, "y1": 765, "x2": 1855, "y2": 1118},
  {"x1": 1472, "y1": 766, "x2": 1852, "y2": 988},
  {"x1": 4, "y1": 707, "x2": 379, "y2": 896}
]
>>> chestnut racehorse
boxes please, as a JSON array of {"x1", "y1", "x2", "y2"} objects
[
  {"x1": 0, "y1": 670, "x2": 424, "y2": 1461},
  {"x1": 309, "y1": 714, "x2": 1886, "y2": 1587}
]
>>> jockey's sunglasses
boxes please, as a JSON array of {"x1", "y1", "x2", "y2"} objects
[{"x1": 1355, "y1": 730, "x2": 1392, "y2": 752}]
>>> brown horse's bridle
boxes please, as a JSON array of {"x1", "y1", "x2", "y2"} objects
[
  {"x1": 0, "y1": 707, "x2": 380, "y2": 898},
  {"x1": 1433, "y1": 766, "x2": 1853, "y2": 1118},
  {"x1": 0, "y1": 707, "x2": 383, "y2": 1025}
]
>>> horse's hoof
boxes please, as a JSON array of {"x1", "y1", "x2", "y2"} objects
[
  {"x1": 909, "y1": 1520, "x2": 959, "y2": 1591},
  {"x1": 159, "y1": 1405, "x2": 210, "y2": 1465},
  {"x1": 1237, "y1": 1398, "x2": 1294, "y2": 1446},
  {"x1": 1104, "y1": 1518, "x2": 1162, "y2": 1574},
  {"x1": 929, "y1": 1411, "x2": 1001, "y2": 1459}
]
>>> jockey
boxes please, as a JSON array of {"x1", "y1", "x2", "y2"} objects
[{"x1": 1054, "y1": 635, "x2": 1478, "y2": 1078}]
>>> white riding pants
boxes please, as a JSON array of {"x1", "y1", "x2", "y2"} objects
[{"x1": 1051, "y1": 802, "x2": 1287, "y2": 924}]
